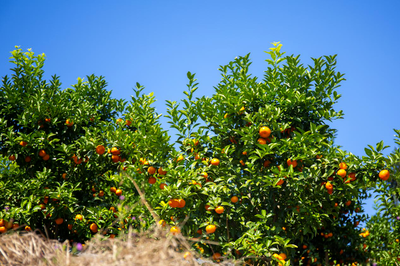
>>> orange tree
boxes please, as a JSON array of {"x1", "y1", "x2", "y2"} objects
[
  {"x1": 1, "y1": 44, "x2": 399, "y2": 265},
  {"x1": 0, "y1": 47, "x2": 171, "y2": 243},
  {"x1": 151, "y1": 43, "x2": 399, "y2": 265},
  {"x1": 363, "y1": 140, "x2": 400, "y2": 265}
]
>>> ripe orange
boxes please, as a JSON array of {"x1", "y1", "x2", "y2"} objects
[
  {"x1": 110, "y1": 187, "x2": 117, "y2": 193},
  {"x1": 90, "y1": 223, "x2": 98, "y2": 233},
  {"x1": 206, "y1": 224, "x2": 216, "y2": 234},
  {"x1": 75, "y1": 214, "x2": 83, "y2": 221},
  {"x1": 205, "y1": 205, "x2": 210, "y2": 211},
  {"x1": 212, "y1": 252, "x2": 222, "y2": 261},
  {"x1": 239, "y1": 160, "x2": 245, "y2": 166},
  {"x1": 126, "y1": 119, "x2": 132, "y2": 126},
  {"x1": 159, "y1": 183, "x2": 167, "y2": 189},
  {"x1": 257, "y1": 138, "x2": 267, "y2": 145},
  {"x1": 20, "y1": 141, "x2": 28, "y2": 147},
  {"x1": 170, "y1": 226, "x2": 181, "y2": 235},
  {"x1": 177, "y1": 199, "x2": 186, "y2": 208},
  {"x1": 148, "y1": 166, "x2": 156, "y2": 175},
  {"x1": 337, "y1": 169, "x2": 346, "y2": 178},
  {"x1": 339, "y1": 162, "x2": 347, "y2": 170},
  {"x1": 158, "y1": 167, "x2": 167, "y2": 175},
  {"x1": 55, "y1": 218, "x2": 64, "y2": 225},
  {"x1": 0, "y1": 226, "x2": 7, "y2": 233},
  {"x1": 25, "y1": 156, "x2": 31, "y2": 162},
  {"x1": 66, "y1": 119, "x2": 74, "y2": 127},
  {"x1": 325, "y1": 182, "x2": 333, "y2": 190},
  {"x1": 349, "y1": 173, "x2": 356, "y2": 181},
  {"x1": 379, "y1": 170, "x2": 390, "y2": 181},
  {"x1": 287, "y1": 159, "x2": 297, "y2": 168},
  {"x1": 42, "y1": 154, "x2": 50, "y2": 161},
  {"x1": 231, "y1": 196, "x2": 239, "y2": 203},
  {"x1": 96, "y1": 145, "x2": 106, "y2": 155},
  {"x1": 158, "y1": 220, "x2": 166, "y2": 227},
  {"x1": 176, "y1": 155, "x2": 184, "y2": 162},
  {"x1": 25, "y1": 226, "x2": 31, "y2": 231},
  {"x1": 12, "y1": 223, "x2": 19, "y2": 229},
  {"x1": 110, "y1": 147, "x2": 120, "y2": 155},
  {"x1": 242, "y1": 151, "x2": 247, "y2": 155},
  {"x1": 345, "y1": 200, "x2": 352, "y2": 207},
  {"x1": 215, "y1": 206, "x2": 224, "y2": 214},
  {"x1": 197, "y1": 229, "x2": 202, "y2": 234},
  {"x1": 68, "y1": 224, "x2": 73, "y2": 230},
  {"x1": 259, "y1": 126, "x2": 271, "y2": 138},
  {"x1": 263, "y1": 160, "x2": 271, "y2": 167},
  {"x1": 210, "y1": 158, "x2": 220, "y2": 166},
  {"x1": 98, "y1": 190, "x2": 104, "y2": 197},
  {"x1": 111, "y1": 155, "x2": 120, "y2": 162},
  {"x1": 279, "y1": 253, "x2": 287, "y2": 260},
  {"x1": 39, "y1": 149, "x2": 47, "y2": 157},
  {"x1": 115, "y1": 189, "x2": 122, "y2": 196},
  {"x1": 9, "y1": 155, "x2": 16, "y2": 161},
  {"x1": 276, "y1": 179, "x2": 284, "y2": 186},
  {"x1": 116, "y1": 118, "x2": 123, "y2": 123},
  {"x1": 148, "y1": 177, "x2": 156, "y2": 184},
  {"x1": 168, "y1": 199, "x2": 179, "y2": 208}
]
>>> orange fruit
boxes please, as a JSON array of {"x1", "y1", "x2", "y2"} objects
[
  {"x1": 111, "y1": 154, "x2": 120, "y2": 162},
  {"x1": 279, "y1": 253, "x2": 287, "y2": 260},
  {"x1": 349, "y1": 173, "x2": 356, "y2": 181},
  {"x1": 257, "y1": 138, "x2": 267, "y2": 145},
  {"x1": 263, "y1": 160, "x2": 271, "y2": 167},
  {"x1": 339, "y1": 162, "x2": 347, "y2": 170},
  {"x1": 276, "y1": 179, "x2": 284, "y2": 186},
  {"x1": 205, "y1": 205, "x2": 210, "y2": 211},
  {"x1": 158, "y1": 167, "x2": 167, "y2": 175},
  {"x1": 231, "y1": 196, "x2": 239, "y2": 203},
  {"x1": 96, "y1": 145, "x2": 106, "y2": 155},
  {"x1": 116, "y1": 118, "x2": 123, "y2": 123},
  {"x1": 212, "y1": 252, "x2": 222, "y2": 261},
  {"x1": 39, "y1": 149, "x2": 47, "y2": 157},
  {"x1": 242, "y1": 151, "x2": 247, "y2": 155},
  {"x1": 98, "y1": 190, "x2": 104, "y2": 197},
  {"x1": 55, "y1": 218, "x2": 64, "y2": 225},
  {"x1": 337, "y1": 169, "x2": 346, "y2": 178},
  {"x1": 110, "y1": 147, "x2": 120, "y2": 155},
  {"x1": 42, "y1": 154, "x2": 50, "y2": 161},
  {"x1": 239, "y1": 160, "x2": 245, "y2": 166},
  {"x1": 0, "y1": 226, "x2": 7, "y2": 233},
  {"x1": 158, "y1": 220, "x2": 166, "y2": 227},
  {"x1": 159, "y1": 183, "x2": 167, "y2": 189},
  {"x1": 126, "y1": 119, "x2": 132, "y2": 126},
  {"x1": 110, "y1": 234, "x2": 115, "y2": 238},
  {"x1": 110, "y1": 187, "x2": 117, "y2": 193},
  {"x1": 75, "y1": 214, "x2": 83, "y2": 220},
  {"x1": 66, "y1": 119, "x2": 74, "y2": 127},
  {"x1": 215, "y1": 206, "x2": 224, "y2": 214},
  {"x1": 148, "y1": 177, "x2": 156, "y2": 184},
  {"x1": 0, "y1": 219, "x2": 5, "y2": 227},
  {"x1": 287, "y1": 159, "x2": 297, "y2": 168},
  {"x1": 345, "y1": 200, "x2": 351, "y2": 207},
  {"x1": 9, "y1": 155, "x2": 16, "y2": 161},
  {"x1": 210, "y1": 158, "x2": 220, "y2": 166},
  {"x1": 196, "y1": 229, "x2": 202, "y2": 234},
  {"x1": 20, "y1": 141, "x2": 28, "y2": 147},
  {"x1": 68, "y1": 224, "x2": 73, "y2": 230},
  {"x1": 379, "y1": 170, "x2": 390, "y2": 181},
  {"x1": 168, "y1": 199, "x2": 179, "y2": 208},
  {"x1": 177, "y1": 199, "x2": 186, "y2": 208},
  {"x1": 25, "y1": 156, "x2": 31, "y2": 162},
  {"x1": 115, "y1": 189, "x2": 122, "y2": 196},
  {"x1": 148, "y1": 166, "x2": 156, "y2": 175},
  {"x1": 90, "y1": 223, "x2": 98, "y2": 233},
  {"x1": 25, "y1": 226, "x2": 31, "y2": 231},
  {"x1": 170, "y1": 226, "x2": 181, "y2": 235},
  {"x1": 206, "y1": 224, "x2": 216, "y2": 234},
  {"x1": 303, "y1": 245, "x2": 307, "y2": 249},
  {"x1": 325, "y1": 182, "x2": 333, "y2": 190},
  {"x1": 12, "y1": 223, "x2": 19, "y2": 229},
  {"x1": 259, "y1": 126, "x2": 271, "y2": 138},
  {"x1": 45, "y1": 118, "x2": 51, "y2": 123},
  {"x1": 176, "y1": 155, "x2": 184, "y2": 162}
]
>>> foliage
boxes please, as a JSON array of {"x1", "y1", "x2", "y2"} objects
[{"x1": 0, "y1": 44, "x2": 399, "y2": 265}]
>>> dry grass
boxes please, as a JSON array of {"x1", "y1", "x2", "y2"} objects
[{"x1": 0, "y1": 227, "x2": 238, "y2": 266}]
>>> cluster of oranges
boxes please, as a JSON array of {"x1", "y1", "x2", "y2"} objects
[{"x1": 168, "y1": 199, "x2": 186, "y2": 208}]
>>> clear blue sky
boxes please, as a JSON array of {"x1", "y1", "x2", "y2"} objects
[{"x1": 1, "y1": 0, "x2": 399, "y2": 218}]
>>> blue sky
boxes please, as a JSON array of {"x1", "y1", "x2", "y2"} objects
[{"x1": 1, "y1": 0, "x2": 399, "y2": 218}]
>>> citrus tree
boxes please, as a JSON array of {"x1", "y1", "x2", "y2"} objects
[
  {"x1": 0, "y1": 47, "x2": 171, "y2": 244},
  {"x1": 1, "y1": 44, "x2": 399, "y2": 266}
]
